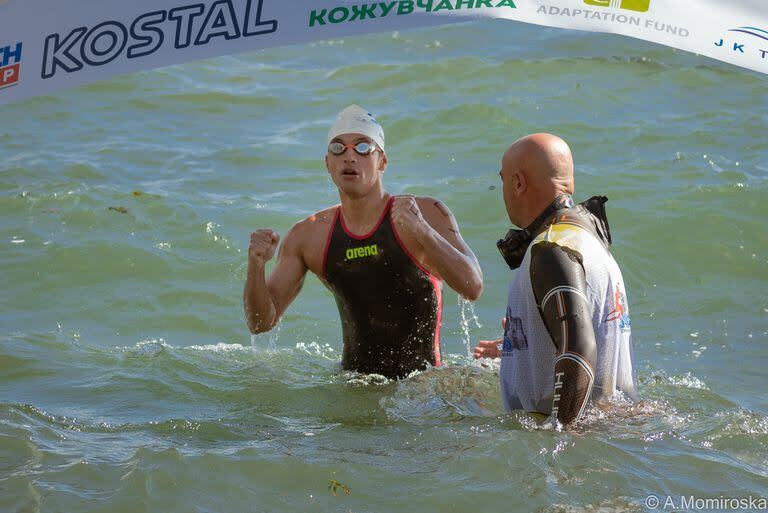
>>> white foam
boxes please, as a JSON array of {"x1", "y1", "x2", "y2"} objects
[
  {"x1": 668, "y1": 372, "x2": 708, "y2": 390},
  {"x1": 186, "y1": 343, "x2": 246, "y2": 353}
]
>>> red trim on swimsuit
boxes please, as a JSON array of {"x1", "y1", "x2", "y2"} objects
[
  {"x1": 389, "y1": 196, "x2": 443, "y2": 367},
  {"x1": 429, "y1": 274, "x2": 443, "y2": 367},
  {"x1": 321, "y1": 207, "x2": 341, "y2": 281},
  {"x1": 339, "y1": 196, "x2": 394, "y2": 240}
]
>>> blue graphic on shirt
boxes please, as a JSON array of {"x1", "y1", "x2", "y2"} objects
[{"x1": 503, "y1": 307, "x2": 528, "y2": 353}]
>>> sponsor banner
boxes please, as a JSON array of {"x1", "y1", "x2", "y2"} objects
[{"x1": 0, "y1": 0, "x2": 764, "y2": 106}]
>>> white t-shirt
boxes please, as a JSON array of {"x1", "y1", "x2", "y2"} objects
[{"x1": 499, "y1": 221, "x2": 638, "y2": 414}]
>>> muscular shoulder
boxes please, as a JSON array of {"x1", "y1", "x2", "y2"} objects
[
  {"x1": 411, "y1": 196, "x2": 457, "y2": 230},
  {"x1": 282, "y1": 205, "x2": 338, "y2": 262},
  {"x1": 418, "y1": 196, "x2": 466, "y2": 238},
  {"x1": 413, "y1": 196, "x2": 451, "y2": 217},
  {"x1": 292, "y1": 205, "x2": 337, "y2": 233}
]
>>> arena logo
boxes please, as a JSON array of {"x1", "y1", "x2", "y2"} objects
[
  {"x1": 345, "y1": 244, "x2": 379, "y2": 261},
  {"x1": 41, "y1": 0, "x2": 278, "y2": 80},
  {"x1": 583, "y1": 0, "x2": 650, "y2": 13},
  {"x1": 715, "y1": 27, "x2": 768, "y2": 62},
  {"x1": 0, "y1": 42, "x2": 22, "y2": 90}
]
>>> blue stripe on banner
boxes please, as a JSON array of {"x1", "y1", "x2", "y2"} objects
[{"x1": 730, "y1": 28, "x2": 768, "y2": 42}]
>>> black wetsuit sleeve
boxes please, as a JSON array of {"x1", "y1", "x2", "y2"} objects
[{"x1": 529, "y1": 240, "x2": 597, "y2": 426}]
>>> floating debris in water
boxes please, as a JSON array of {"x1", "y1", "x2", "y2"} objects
[
  {"x1": 328, "y1": 479, "x2": 351, "y2": 497},
  {"x1": 108, "y1": 206, "x2": 128, "y2": 214},
  {"x1": 132, "y1": 191, "x2": 142, "y2": 196}
]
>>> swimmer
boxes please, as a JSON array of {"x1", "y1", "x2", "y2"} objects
[
  {"x1": 245, "y1": 105, "x2": 483, "y2": 379},
  {"x1": 473, "y1": 133, "x2": 638, "y2": 426}
]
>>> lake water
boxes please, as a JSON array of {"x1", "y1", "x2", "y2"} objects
[{"x1": 1, "y1": 19, "x2": 767, "y2": 513}]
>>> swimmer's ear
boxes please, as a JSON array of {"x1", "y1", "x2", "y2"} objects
[
  {"x1": 325, "y1": 154, "x2": 330, "y2": 173},
  {"x1": 378, "y1": 152, "x2": 388, "y2": 172}
]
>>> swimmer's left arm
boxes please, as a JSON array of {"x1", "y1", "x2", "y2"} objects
[{"x1": 393, "y1": 196, "x2": 483, "y2": 301}]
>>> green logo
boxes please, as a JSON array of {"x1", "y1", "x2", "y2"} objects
[
  {"x1": 345, "y1": 244, "x2": 379, "y2": 261},
  {"x1": 584, "y1": 0, "x2": 650, "y2": 13}
]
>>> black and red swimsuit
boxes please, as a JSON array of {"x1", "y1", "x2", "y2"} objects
[{"x1": 322, "y1": 196, "x2": 443, "y2": 379}]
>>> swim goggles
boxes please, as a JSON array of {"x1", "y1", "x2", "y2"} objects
[{"x1": 328, "y1": 141, "x2": 379, "y2": 156}]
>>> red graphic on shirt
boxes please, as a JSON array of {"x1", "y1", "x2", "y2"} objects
[{"x1": 605, "y1": 287, "x2": 626, "y2": 322}]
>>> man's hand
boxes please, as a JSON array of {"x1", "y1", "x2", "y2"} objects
[
  {"x1": 248, "y1": 229, "x2": 280, "y2": 268},
  {"x1": 391, "y1": 195, "x2": 429, "y2": 240},
  {"x1": 473, "y1": 340, "x2": 501, "y2": 359},
  {"x1": 473, "y1": 317, "x2": 506, "y2": 359}
]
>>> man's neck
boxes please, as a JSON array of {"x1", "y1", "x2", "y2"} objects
[
  {"x1": 522, "y1": 193, "x2": 574, "y2": 235},
  {"x1": 339, "y1": 188, "x2": 391, "y2": 233}
]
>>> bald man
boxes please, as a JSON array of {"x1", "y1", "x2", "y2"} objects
[{"x1": 474, "y1": 133, "x2": 638, "y2": 427}]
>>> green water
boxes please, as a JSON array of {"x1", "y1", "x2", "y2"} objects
[{"x1": 1, "y1": 21, "x2": 767, "y2": 512}]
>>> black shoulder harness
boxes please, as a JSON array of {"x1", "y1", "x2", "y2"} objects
[{"x1": 497, "y1": 195, "x2": 612, "y2": 270}]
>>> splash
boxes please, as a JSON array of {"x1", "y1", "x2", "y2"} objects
[
  {"x1": 127, "y1": 338, "x2": 170, "y2": 357},
  {"x1": 204, "y1": 220, "x2": 235, "y2": 251},
  {"x1": 382, "y1": 366, "x2": 503, "y2": 423},
  {"x1": 458, "y1": 295, "x2": 483, "y2": 358},
  {"x1": 186, "y1": 343, "x2": 248, "y2": 353},
  {"x1": 250, "y1": 319, "x2": 280, "y2": 352},
  {"x1": 294, "y1": 341, "x2": 336, "y2": 361},
  {"x1": 342, "y1": 371, "x2": 390, "y2": 387},
  {"x1": 667, "y1": 372, "x2": 708, "y2": 390}
]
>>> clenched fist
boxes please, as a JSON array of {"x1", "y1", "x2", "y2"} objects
[
  {"x1": 248, "y1": 229, "x2": 280, "y2": 267},
  {"x1": 391, "y1": 195, "x2": 428, "y2": 239}
]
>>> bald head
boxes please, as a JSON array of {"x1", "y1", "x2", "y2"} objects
[
  {"x1": 503, "y1": 133, "x2": 574, "y2": 192},
  {"x1": 500, "y1": 133, "x2": 575, "y2": 227}
]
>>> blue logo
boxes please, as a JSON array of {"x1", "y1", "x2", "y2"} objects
[
  {"x1": 502, "y1": 309, "x2": 528, "y2": 352},
  {"x1": 729, "y1": 26, "x2": 768, "y2": 42},
  {"x1": 714, "y1": 27, "x2": 768, "y2": 61}
]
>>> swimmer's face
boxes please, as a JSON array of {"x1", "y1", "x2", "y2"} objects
[{"x1": 325, "y1": 133, "x2": 387, "y2": 198}]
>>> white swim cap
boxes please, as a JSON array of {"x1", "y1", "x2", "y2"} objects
[{"x1": 327, "y1": 105, "x2": 385, "y2": 152}]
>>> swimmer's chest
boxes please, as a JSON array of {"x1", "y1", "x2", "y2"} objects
[{"x1": 323, "y1": 214, "x2": 430, "y2": 291}]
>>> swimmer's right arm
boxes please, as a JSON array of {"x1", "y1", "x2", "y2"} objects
[{"x1": 243, "y1": 226, "x2": 307, "y2": 334}]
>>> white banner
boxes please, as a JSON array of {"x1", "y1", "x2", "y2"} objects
[{"x1": 0, "y1": 0, "x2": 765, "y2": 106}]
